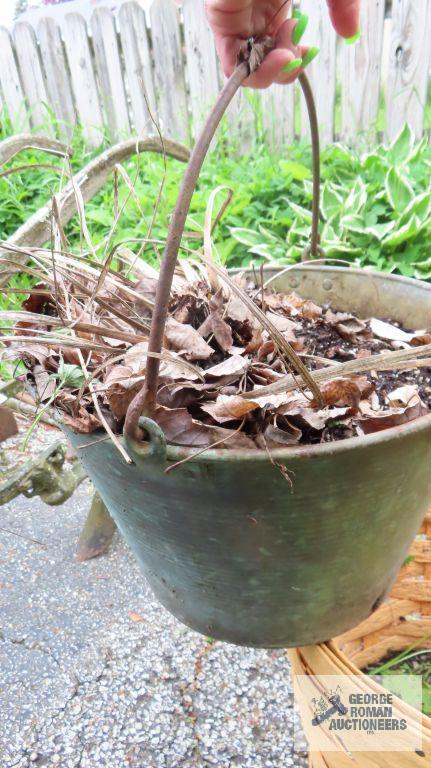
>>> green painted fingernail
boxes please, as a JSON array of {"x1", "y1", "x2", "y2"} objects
[
  {"x1": 283, "y1": 58, "x2": 303, "y2": 74},
  {"x1": 292, "y1": 12, "x2": 309, "y2": 45},
  {"x1": 346, "y1": 29, "x2": 361, "y2": 44},
  {"x1": 292, "y1": 9, "x2": 301, "y2": 19},
  {"x1": 302, "y1": 47, "x2": 319, "y2": 67}
]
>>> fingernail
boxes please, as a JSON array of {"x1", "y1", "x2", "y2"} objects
[
  {"x1": 346, "y1": 29, "x2": 361, "y2": 44},
  {"x1": 292, "y1": 13, "x2": 308, "y2": 45},
  {"x1": 292, "y1": 9, "x2": 302, "y2": 19},
  {"x1": 283, "y1": 58, "x2": 303, "y2": 74},
  {"x1": 302, "y1": 47, "x2": 319, "y2": 67}
]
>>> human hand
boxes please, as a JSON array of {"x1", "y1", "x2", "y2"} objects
[{"x1": 205, "y1": 0, "x2": 360, "y2": 88}]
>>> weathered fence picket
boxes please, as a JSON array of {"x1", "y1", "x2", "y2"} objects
[
  {"x1": 91, "y1": 7, "x2": 130, "y2": 140},
  {"x1": 62, "y1": 12, "x2": 104, "y2": 147},
  {"x1": 13, "y1": 22, "x2": 51, "y2": 132},
  {"x1": 37, "y1": 17, "x2": 76, "y2": 140},
  {"x1": 299, "y1": 0, "x2": 336, "y2": 145},
  {"x1": 0, "y1": 27, "x2": 26, "y2": 129},
  {"x1": 182, "y1": 0, "x2": 220, "y2": 139},
  {"x1": 118, "y1": 1, "x2": 156, "y2": 136},
  {"x1": 150, "y1": 0, "x2": 189, "y2": 144},
  {"x1": 386, "y1": 0, "x2": 431, "y2": 140},
  {"x1": 0, "y1": 0, "x2": 429, "y2": 150},
  {"x1": 340, "y1": 0, "x2": 386, "y2": 144}
]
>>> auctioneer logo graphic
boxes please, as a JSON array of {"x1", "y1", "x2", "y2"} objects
[{"x1": 293, "y1": 674, "x2": 423, "y2": 753}]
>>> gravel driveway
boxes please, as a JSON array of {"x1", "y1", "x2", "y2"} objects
[{"x1": 1, "y1": 480, "x2": 308, "y2": 768}]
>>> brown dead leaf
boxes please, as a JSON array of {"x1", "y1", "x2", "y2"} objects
[
  {"x1": 411, "y1": 333, "x2": 431, "y2": 346},
  {"x1": 4, "y1": 342, "x2": 50, "y2": 368},
  {"x1": 62, "y1": 406, "x2": 101, "y2": 434},
  {"x1": 204, "y1": 424, "x2": 256, "y2": 449},
  {"x1": 244, "y1": 328, "x2": 263, "y2": 354},
  {"x1": 165, "y1": 317, "x2": 213, "y2": 361},
  {"x1": 201, "y1": 394, "x2": 259, "y2": 423},
  {"x1": 124, "y1": 342, "x2": 148, "y2": 373},
  {"x1": 266, "y1": 312, "x2": 301, "y2": 348},
  {"x1": 104, "y1": 365, "x2": 142, "y2": 419},
  {"x1": 386, "y1": 384, "x2": 420, "y2": 408},
  {"x1": 318, "y1": 378, "x2": 362, "y2": 409},
  {"x1": 370, "y1": 317, "x2": 413, "y2": 343},
  {"x1": 205, "y1": 355, "x2": 249, "y2": 379},
  {"x1": 326, "y1": 309, "x2": 371, "y2": 343},
  {"x1": 154, "y1": 406, "x2": 213, "y2": 447},
  {"x1": 262, "y1": 418, "x2": 302, "y2": 446},
  {"x1": 359, "y1": 398, "x2": 427, "y2": 434},
  {"x1": 34, "y1": 365, "x2": 56, "y2": 402},
  {"x1": 0, "y1": 407, "x2": 18, "y2": 442},
  {"x1": 197, "y1": 289, "x2": 233, "y2": 352},
  {"x1": 300, "y1": 299, "x2": 323, "y2": 320},
  {"x1": 276, "y1": 291, "x2": 322, "y2": 320},
  {"x1": 280, "y1": 401, "x2": 351, "y2": 432}
]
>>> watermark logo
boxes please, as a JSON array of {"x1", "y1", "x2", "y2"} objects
[{"x1": 293, "y1": 674, "x2": 423, "y2": 753}]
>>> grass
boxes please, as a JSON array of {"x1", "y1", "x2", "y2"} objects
[{"x1": 367, "y1": 634, "x2": 431, "y2": 717}]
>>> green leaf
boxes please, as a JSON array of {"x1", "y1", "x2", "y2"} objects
[
  {"x1": 382, "y1": 216, "x2": 420, "y2": 248},
  {"x1": 367, "y1": 221, "x2": 395, "y2": 240},
  {"x1": 385, "y1": 167, "x2": 414, "y2": 212},
  {"x1": 387, "y1": 124, "x2": 415, "y2": 165},
  {"x1": 279, "y1": 159, "x2": 311, "y2": 181},
  {"x1": 345, "y1": 177, "x2": 367, "y2": 214},
  {"x1": 57, "y1": 362, "x2": 85, "y2": 388},
  {"x1": 249, "y1": 243, "x2": 277, "y2": 260},
  {"x1": 258, "y1": 224, "x2": 284, "y2": 243},
  {"x1": 340, "y1": 213, "x2": 366, "y2": 234},
  {"x1": 288, "y1": 201, "x2": 312, "y2": 223},
  {"x1": 229, "y1": 227, "x2": 262, "y2": 247},
  {"x1": 85, "y1": 208, "x2": 113, "y2": 226},
  {"x1": 399, "y1": 191, "x2": 431, "y2": 226},
  {"x1": 321, "y1": 184, "x2": 343, "y2": 220}
]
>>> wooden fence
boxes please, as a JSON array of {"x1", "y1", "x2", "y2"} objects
[{"x1": 0, "y1": 0, "x2": 430, "y2": 150}]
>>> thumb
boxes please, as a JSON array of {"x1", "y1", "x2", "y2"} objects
[{"x1": 326, "y1": 0, "x2": 360, "y2": 38}]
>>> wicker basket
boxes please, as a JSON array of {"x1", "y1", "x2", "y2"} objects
[{"x1": 289, "y1": 511, "x2": 431, "y2": 766}]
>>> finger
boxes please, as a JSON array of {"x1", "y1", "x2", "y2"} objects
[
  {"x1": 245, "y1": 19, "x2": 301, "y2": 88},
  {"x1": 275, "y1": 18, "x2": 301, "y2": 54},
  {"x1": 245, "y1": 48, "x2": 302, "y2": 89},
  {"x1": 273, "y1": 44, "x2": 309, "y2": 85},
  {"x1": 326, "y1": 0, "x2": 360, "y2": 38},
  {"x1": 214, "y1": 34, "x2": 241, "y2": 78}
]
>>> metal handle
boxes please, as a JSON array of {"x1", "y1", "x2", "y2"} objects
[
  {"x1": 298, "y1": 73, "x2": 321, "y2": 259},
  {"x1": 124, "y1": 47, "x2": 322, "y2": 442},
  {"x1": 124, "y1": 417, "x2": 167, "y2": 465}
]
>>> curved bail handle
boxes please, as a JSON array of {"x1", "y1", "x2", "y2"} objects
[
  {"x1": 124, "y1": 49, "x2": 323, "y2": 442},
  {"x1": 298, "y1": 73, "x2": 322, "y2": 260},
  {"x1": 124, "y1": 416, "x2": 167, "y2": 465}
]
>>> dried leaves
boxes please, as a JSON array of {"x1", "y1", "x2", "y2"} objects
[{"x1": 5, "y1": 255, "x2": 429, "y2": 450}]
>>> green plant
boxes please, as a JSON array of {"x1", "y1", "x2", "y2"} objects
[
  {"x1": 368, "y1": 633, "x2": 431, "y2": 717},
  {"x1": 228, "y1": 125, "x2": 431, "y2": 278},
  {"x1": 1, "y1": 121, "x2": 431, "y2": 321}
]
